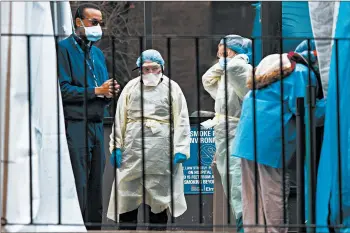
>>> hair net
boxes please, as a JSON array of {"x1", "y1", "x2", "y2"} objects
[
  {"x1": 136, "y1": 49, "x2": 165, "y2": 68},
  {"x1": 295, "y1": 40, "x2": 317, "y2": 63},
  {"x1": 220, "y1": 34, "x2": 252, "y2": 63}
]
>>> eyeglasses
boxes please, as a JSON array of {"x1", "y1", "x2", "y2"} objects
[{"x1": 83, "y1": 18, "x2": 105, "y2": 27}]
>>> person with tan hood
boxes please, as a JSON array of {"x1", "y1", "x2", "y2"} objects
[{"x1": 231, "y1": 40, "x2": 326, "y2": 233}]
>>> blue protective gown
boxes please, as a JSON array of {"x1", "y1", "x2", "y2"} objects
[
  {"x1": 316, "y1": 2, "x2": 350, "y2": 232},
  {"x1": 231, "y1": 63, "x2": 326, "y2": 168}
]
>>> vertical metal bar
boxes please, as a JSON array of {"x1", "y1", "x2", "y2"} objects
[
  {"x1": 310, "y1": 40, "x2": 317, "y2": 232},
  {"x1": 139, "y1": 36, "x2": 146, "y2": 227},
  {"x1": 83, "y1": 42, "x2": 89, "y2": 225},
  {"x1": 304, "y1": 39, "x2": 310, "y2": 232},
  {"x1": 259, "y1": 2, "x2": 283, "y2": 228},
  {"x1": 335, "y1": 39, "x2": 343, "y2": 224},
  {"x1": 2, "y1": 4, "x2": 13, "y2": 227},
  {"x1": 167, "y1": 37, "x2": 175, "y2": 225},
  {"x1": 251, "y1": 37, "x2": 258, "y2": 232},
  {"x1": 111, "y1": 36, "x2": 118, "y2": 228},
  {"x1": 54, "y1": 35, "x2": 62, "y2": 225},
  {"x1": 0, "y1": 4, "x2": 3, "y2": 229},
  {"x1": 279, "y1": 37, "x2": 286, "y2": 229},
  {"x1": 296, "y1": 97, "x2": 305, "y2": 233},
  {"x1": 144, "y1": 2, "x2": 152, "y2": 49},
  {"x1": 223, "y1": 38, "x2": 231, "y2": 225},
  {"x1": 251, "y1": 37, "x2": 259, "y2": 230},
  {"x1": 195, "y1": 37, "x2": 203, "y2": 224},
  {"x1": 304, "y1": 53, "x2": 311, "y2": 232},
  {"x1": 26, "y1": 35, "x2": 34, "y2": 224},
  {"x1": 305, "y1": 39, "x2": 316, "y2": 233},
  {"x1": 308, "y1": 40, "x2": 317, "y2": 189}
]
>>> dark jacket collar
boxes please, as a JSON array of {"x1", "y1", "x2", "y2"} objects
[{"x1": 72, "y1": 33, "x2": 93, "y2": 53}]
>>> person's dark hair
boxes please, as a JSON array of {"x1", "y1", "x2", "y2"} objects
[{"x1": 74, "y1": 3, "x2": 101, "y2": 27}]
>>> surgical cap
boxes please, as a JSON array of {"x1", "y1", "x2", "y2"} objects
[
  {"x1": 295, "y1": 40, "x2": 317, "y2": 63},
  {"x1": 136, "y1": 49, "x2": 165, "y2": 68},
  {"x1": 220, "y1": 34, "x2": 252, "y2": 63}
]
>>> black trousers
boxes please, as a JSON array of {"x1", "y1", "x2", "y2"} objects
[
  {"x1": 119, "y1": 206, "x2": 168, "y2": 231},
  {"x1": 65, "y1": 120, "x2": 105, "y2": 230}
]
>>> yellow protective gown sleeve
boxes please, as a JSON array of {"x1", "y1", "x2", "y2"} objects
[
  {"x1": 171, "y1": 81, "x2": 191, "y2": 159},
  {"x1": 202, "y1": 63, "x2": 223, "y2": 99},
  {"x1": 225, "y1": 55, "x2": 251, "y2": 100},
  {"x1": 109, "y1": 87, "x2": 128, "y2": 152}
]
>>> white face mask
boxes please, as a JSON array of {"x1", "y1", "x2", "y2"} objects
[
  {"x1": 80, "y1": 19, "x2": 102, "y2": 42},
  {"x1": 142, "y1": 73, "x2": 162, "y2": 86}
]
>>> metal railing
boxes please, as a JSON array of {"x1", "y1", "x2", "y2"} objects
[{"x1": 0, "y1": 33, "x2": 346, "y2": 232}]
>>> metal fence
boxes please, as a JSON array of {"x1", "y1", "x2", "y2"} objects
[{"x1": 0, "y1": 34, "x2": 346, "y2": 232}]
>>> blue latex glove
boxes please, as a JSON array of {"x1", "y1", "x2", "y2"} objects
[
  {"x1": 110, "y1": 148, "x2": 122, "y2": 168},
  {"x1": 174, "y1": 153, "x2": 187, "y2": 164}
]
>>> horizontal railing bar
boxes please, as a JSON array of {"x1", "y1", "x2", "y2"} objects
[{"x1": 1, "y1": 33, "x2": 349, "y2": 40}]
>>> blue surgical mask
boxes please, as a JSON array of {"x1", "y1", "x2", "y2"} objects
[
  {"x1": 80, "y1": 19, "x2": 102, "y2": 42},
  {"x1": 219, "y1": 57, "x2": 232, "y2": 69}
]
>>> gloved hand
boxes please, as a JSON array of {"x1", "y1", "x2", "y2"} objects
[
  {"x1": 174, "y1": 153, "x2": 187, "y2": 164},
  {"x1": 110, "y1": 148, "x2": 122, "y2": 168}
]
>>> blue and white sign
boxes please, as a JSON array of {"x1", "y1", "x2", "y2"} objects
[{"x1": 183, "y1": 126, "x2": 216, "y2": 194}]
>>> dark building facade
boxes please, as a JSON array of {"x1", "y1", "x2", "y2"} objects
[{"x1": 70, "y1": 1, "x2": 256, "y2": 114}]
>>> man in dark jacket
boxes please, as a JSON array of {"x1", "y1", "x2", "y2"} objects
[{"x1": 57, "y1": 3, "x2": 119, "y2": 230}]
